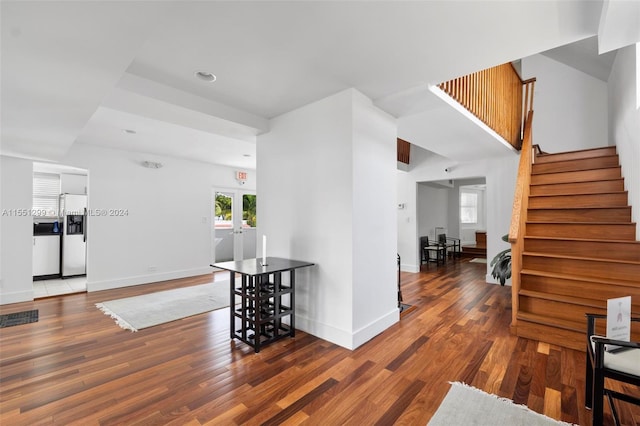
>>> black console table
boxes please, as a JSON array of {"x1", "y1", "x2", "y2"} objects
[{"x1": 211, "y1": 257, "x2": 314, "y2": 353}]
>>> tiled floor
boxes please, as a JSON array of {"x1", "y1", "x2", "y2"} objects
[{"x1": 33, "y1": 276, "x2": 87, "y2": 298}]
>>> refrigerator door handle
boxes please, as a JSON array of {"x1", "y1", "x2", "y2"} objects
[{"x1": 83, "y1": 207, "x2": 87, "y2": 243}]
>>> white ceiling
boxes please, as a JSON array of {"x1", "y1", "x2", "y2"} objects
[{"x1": 0, "y1": 1, "x2": 620, "y2": 170}]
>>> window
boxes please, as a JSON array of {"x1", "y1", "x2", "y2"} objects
[
  {"x1": 460, "y1": 192, "x2": 478, "y2": 224},
  {"x1": 33, "y1": 172, "x2": 60, "y2": 217}
]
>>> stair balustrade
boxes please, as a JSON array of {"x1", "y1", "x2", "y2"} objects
[{"x1": 438, "y1": 63, "x2": 535, "y2": 150}]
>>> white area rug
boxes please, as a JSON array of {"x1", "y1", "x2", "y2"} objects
[
  {"x1": 96, "y1": 282, "x2": 229, "y2": 332},
  {"x1": 428, "y1": 382, "x2": 573, "y2": 426},
  {"x1": 469, "y1": 258, "x2": 488, "y2": 264}
]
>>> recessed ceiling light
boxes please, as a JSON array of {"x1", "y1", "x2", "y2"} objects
[
  {"x1": 194, "y1": 71, "x2": 217, "y2": 82},
  {"x1": 124, "y1": 129, "x2": 137, "y2": 134},
  {"x1": 243, "y1": 154, "x2": 251, "y2": 157}
]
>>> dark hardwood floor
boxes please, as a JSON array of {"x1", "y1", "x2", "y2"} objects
[{"x1": 1, "y1": 260, "x2": 638, "y2": 425}]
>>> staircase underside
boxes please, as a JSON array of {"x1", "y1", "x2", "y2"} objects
[{"x1": 514, "y1": 146, "x2": 640, "y2": 351}]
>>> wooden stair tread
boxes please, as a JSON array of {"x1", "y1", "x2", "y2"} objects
[
  {"x1": 529, "y1": 191, "x2": 627, "y2": 197},
  {"x1": 530, "y1": 177, "x2": 623, "y2": 186},
  {"x1": 519, "y1": 289, "x2": 605, "y2": 309},
  {"x1": 527, "y1": 206, "x2": 631, "y2": 211},
  {"x1": 517, "y1": 311, "x2": 584, "y2": 333},
  {"x1": 522, "y1": 251, "x2": 640, "y2": 266},
  {"x1": 531, "y1": 164, "x2": 621, "y2": 175},
  {"x1": 526, "y1": 221, "x2": 637, "y2": 226},
  {"x1": 520, "y1": 268, "x2": 640, "y2": 288},
  {"x1": 535, "y1": 146, "x2": 616, "y2": 163},
  {"x1": 524, "y1": 235, "x2": 640, "y2": 244}
]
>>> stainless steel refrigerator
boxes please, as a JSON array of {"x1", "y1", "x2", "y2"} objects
[{"x1": 60, "y1": 194, "x2": 87, "y2": 277}]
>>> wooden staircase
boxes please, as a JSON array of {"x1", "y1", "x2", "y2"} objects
[{"x1": 515, "y1": 146, "x2": 640, "y2": 351}]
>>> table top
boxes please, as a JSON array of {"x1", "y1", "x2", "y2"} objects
[{"x1": 211, "y1": 257, "x2": 314, "y2": 276}]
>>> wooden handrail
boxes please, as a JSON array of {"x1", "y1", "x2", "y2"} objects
[
  {"x1": 508, "y1": 110, "x2": 535, "y2": 330},
  {"x1": 439, "y1": 65, "x2": 536, "y2": 150}
]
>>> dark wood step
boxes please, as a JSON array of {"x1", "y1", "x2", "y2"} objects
[
  {"x1": 532, "y1": 155, "x2": 619, "y2": 175},
  {"x1": 528, "y1": 192, "x2": 628, "y2": 209},
  {"x1": 522, "y1": 253, "x2": 640, "y2": 282},
  {"x1": 518, "y1": 290, "x2": 606, "y2": 324},
  {"x1": 530, "y1": 167, "x2": 621, "y2": 185},
  {"x1": 529, "y1": 179, "x2": 624, "y2": 196},
  {"x1": 534, "y1": 146, "x2": 617, "y2": 164},
  {"x1": 461, "y1": 245, "x2": 486, "y2": 257},
  {"x1": 515, "y1": 315, "x2": 584, "y2": 351},
  {"x1": 526, "y1": 222, "x2": 637, "y2": 240},
  {"x1": 527, "y1": 207, "x2": 632, "y2": 223},
  {"x1": 520, "y1": 269, "x2": 640, "y2": 302},
  {"x1": 524, "y1": 236, "x2": 640, "y2": 261}
]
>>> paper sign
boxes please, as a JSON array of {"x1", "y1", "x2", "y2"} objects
[{"x1": 607, "y1": 296, "x2": 632, "y2": 343}]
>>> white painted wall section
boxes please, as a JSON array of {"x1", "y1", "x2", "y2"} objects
[
  {"x1": 351, "y1": 91, "x2": 397, "y2": 348},
  {"x1": 608, "y1": 45, "x2": 640, "y2": 236},
  {"x1": 0, "y1": 145, "x2": 256, "y2": 305},
  {"x1": 521, "y1": 54, "x2": 609, "y2": 153},
  {"x1": 0, "y1": 156, "x2": 35, "y2": 304},
  {"x1": 258, "y1": 89, "x2": 398, "y2": 350}
]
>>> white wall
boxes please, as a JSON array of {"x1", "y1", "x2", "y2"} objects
[
  {"x1": 61, "y1": 173, "x2": 87, "y2": 194},
  {"x1": 351, "y1": 91, "x2": 398, "y2": 345},
  {"x1": 0, "y1": 156, "x2": 35, "y2": 304},
  {"x1": 417, "y1": 184, "x2": 449, "y2": 243},
  {"x1": 521, "y1": 54, "x2": 609, "y2": 153},
  {"x1": 258, "y1": 89, "x2": 397, "y2": 350},
  {"x1": 64, "y1": 144, "x2": 255, "y2": 291},
  {"x1": 608, "y1": 44, "x2": 640, "y2": 236},
  {"x1": 0, "y1": 145, "x2": 255, "y2": 304}
]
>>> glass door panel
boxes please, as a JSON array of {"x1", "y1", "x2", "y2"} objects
[
  {"x1": 213, "y1": 190, "x2": 257, "y2": 262},
  {"x1": 242, "y1": 193, "x2": 257, "y2": 259},
  {"x1": 214, "y1": 191, "x2": 235, "y2": 262}
]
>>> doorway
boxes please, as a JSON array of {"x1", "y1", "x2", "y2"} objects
[
  {"x1": 32, "y1": 162, "x2": 89, "y2": 298},
  {"x1": 212, "y1": 189, "x2": 257, "y2": 262}
]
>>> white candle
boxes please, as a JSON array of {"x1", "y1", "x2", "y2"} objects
[{"x1": 262, "y1": 235, "x2": 267, "y2": 265}]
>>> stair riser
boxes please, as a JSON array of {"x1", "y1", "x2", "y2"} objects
[
  {"x1": 529, "y1": 179, "x2": 624, "y2": 196},
  {"x1": 534, "y1": 147, "x2": 617, "y2": 164},
  {"x1": 515, "y1": 321, "x2": 584, "y2": 351},
  {"x1": 526, "y1": 223, "x2": 637, "y2": 240},
  {"x1": 523, "y1": 255, "x2": 640, "y2": 282},
  {"x1": 524, "y1": 237, "x2": 640, "y2": 261},
  {"x1": 527, "y1": 208, "x2": 631, "y2": 223},
  {"x1": 519, "y1": 296, "x2": 606, "y2": 324},
  {"x1": 528, "y1": 192, "x2": 628, "y2": 209},
  {"x1": 532, "y1": 155, "x2": 619, "y2": 175},
  {"x1": 520, "y1": 273, "x2": 640, "y2": 302},
  {"x1": 530, "y1": 167, "x2": 621, "y2": 185}
]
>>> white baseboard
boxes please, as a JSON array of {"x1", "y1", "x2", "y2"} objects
[
  {"x1": 0, "y1": 289, "x2": 34, "y2": 305},
  {"x1": 400, "y1": 263, "x2": 419, "y2": 273},
  {"x1": 87, "y1": 267, "x2": 212, "y2": 292},
  {"x1": 295, "y1": 314, "x2": 354, "y2": 349},
  {"x1": 295, "y1": 307, "x2": 399, "y2": 350},
  {"x1": 352, "y1": 308, "x2": 399, "y2": 349}
]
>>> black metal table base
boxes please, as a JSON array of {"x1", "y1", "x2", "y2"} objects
[{"x1": 212, "y1": 257, "x2": 314, "y2": 353}]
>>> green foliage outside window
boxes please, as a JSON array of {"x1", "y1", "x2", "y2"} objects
[
  {"x1": 215, "y1": 193, "x2": 232, "y2": 220},
  {"x1": 243, "y1": 194, "x2": 257, "y2": 228}
]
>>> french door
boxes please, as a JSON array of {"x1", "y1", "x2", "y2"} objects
[{"x1": 213, "y1": 189, "x2": 257, "y2": 262}]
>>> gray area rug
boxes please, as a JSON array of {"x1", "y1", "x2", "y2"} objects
[
  {"x1": 469, "y1": 258, "x2": 488, "y2": 264},
  {"x1": 428, "y1": 382, "x2": 574, "y2": 426},
  {"x1": 96, "y1": 282, "x2": 229, "y2": 332}
]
